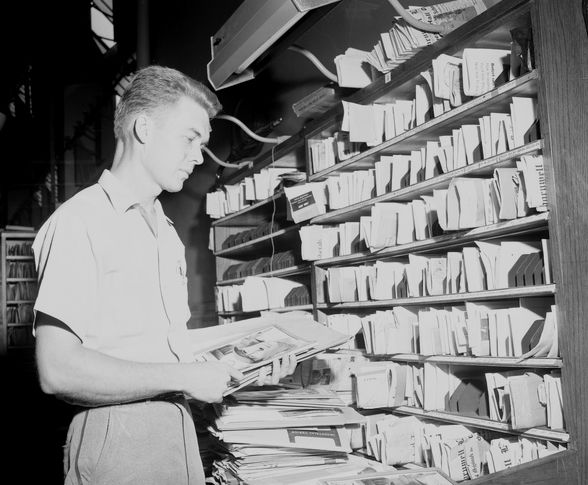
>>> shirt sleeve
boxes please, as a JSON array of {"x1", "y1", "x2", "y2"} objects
[{"x1": 33, "y1": 207, "x2": 97, "y2": 342}]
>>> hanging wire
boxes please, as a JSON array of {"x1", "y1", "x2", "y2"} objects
[
  {"x1": 215, "y1": 114, "x2": 280, "y2": 144},
  {"x1": 203, "y1": 113, "x2": 281, "y2": 168},
  {"x1": 202, "y1": 146, "x2": 253, "y2": 169},
  {"x1": 287, "y1": 45, "x2": 338, "y2": 83}
]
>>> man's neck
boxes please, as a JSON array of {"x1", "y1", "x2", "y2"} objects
[{"x1": 111, "y1": 139, "x2": 160, "y2": 209}]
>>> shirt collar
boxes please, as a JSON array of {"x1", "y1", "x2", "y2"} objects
[
  {"x1": 98, "y1": 169, "x2": 142, "y2": 214},
  {"x1": 98, "y1": 170, "x2": 173, "y2": 227}
]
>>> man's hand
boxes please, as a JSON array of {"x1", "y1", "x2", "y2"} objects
[
  {"x1": 182, "y1": 362, "x2": 244, "y2": 403},
  {"x1": 256, "y1": 353, "x2": 298, "y2": 386}
]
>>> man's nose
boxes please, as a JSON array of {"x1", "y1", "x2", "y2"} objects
[{"x1": 193, "y1": 147, "x2": 204, "y2": 165}]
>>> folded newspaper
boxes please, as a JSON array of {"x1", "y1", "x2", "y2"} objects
[{"x1": 188, "y1": 312, "x2": 350, "y2": 395}]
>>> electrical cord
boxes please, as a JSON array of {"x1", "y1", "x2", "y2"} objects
[
  {"x1": 269, "y1": 144, "x2": 277, "y2": 275},
  {"x1": 204, "y1": 114, "x2": 281, "y2": 168},
  {"x1": 215, "y1": 114, "x2": 279, "y2": 145},
  {"x1": 202, "y1": 145, "x2": 253, "y2": 169},
  {"x1": 287, "y1": 45, "x2": 338, "y2": 83}
]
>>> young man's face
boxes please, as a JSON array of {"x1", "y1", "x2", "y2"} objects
[{"x1": 143, "y1": 96, "x2": 211, "y2": 193}]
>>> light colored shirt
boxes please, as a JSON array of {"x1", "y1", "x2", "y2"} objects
[{"x1": 33, "y1": 170, "x2": 193, "y2": 363}]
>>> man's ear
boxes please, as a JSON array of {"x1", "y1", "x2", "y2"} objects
[{"x1": 133, "y1": 115, "x2": 149, "y2": 144}]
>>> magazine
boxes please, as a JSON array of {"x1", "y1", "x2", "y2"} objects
[{"x1": 194, "y1": 325, "x2": 314, "y2": 372}]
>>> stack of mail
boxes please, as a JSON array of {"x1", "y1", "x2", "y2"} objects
[
  {"x1": 354, "y1": 362, "x2": 423, "y2": 409},
  {"x1": 360, "y1": 0, "x2": 489, "y2": 74},
  {"x1": 486, "y1": 370, "x2": 564, "y2": 430},
  {"x1": 294, "y1": 350, "x2": 368, "y2": 405},
  {"x1": 360, "y1": 414, "x2": 488, "y2": 481},
  {"x1": 486, "y1": 436, "x2": 565, "y2": 473},
  {"x1": 355, "y1": 413, "x2": 565, "y2": 481},
  {"x1": 320, "y1": 239, "x2": 548, "y2": 304},
  {"x1": 209, "y1": 386, "x2": 394, "y2": 485},
  {"x1": 206, "y1": 168, "x2": 299, "y2": 219},
  {"x1": 216, "y1": 277, "x2": 312, "y2": 313},
  {"x1": 354, "y1": 300, "x2": 557, "y2": 360},
  {"x1": 189, "y1": 312, "x2": 350, "y2": 396}
]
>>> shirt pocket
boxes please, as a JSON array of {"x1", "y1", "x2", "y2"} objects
[{"x1": 96, "y1": 244, "x2": 150, "y2": 338}]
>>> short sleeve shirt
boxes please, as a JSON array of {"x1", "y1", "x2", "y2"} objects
[{"x1": 33, "y1": 170, "x2": 193, "y2": 363}]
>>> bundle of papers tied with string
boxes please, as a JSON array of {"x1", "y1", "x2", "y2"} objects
[{"x1": 188, "y1": 312, "x2": 350, "y2": 396}]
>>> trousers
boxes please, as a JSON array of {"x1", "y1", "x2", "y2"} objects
[{"x1": 63, "y1": 397, "x2": 205, "y2": 485}]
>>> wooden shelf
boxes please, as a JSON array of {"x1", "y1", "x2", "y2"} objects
[
  {"x1": 315, "y1": 212, "x2": 549, "y2": 267},
  {"x1": 217, "y1": 310, "x2": 257, "y2": 317},
  {"x1": 218, "y1": 304, "x2": 313, "y2": 317},
  {"x1": 212, "y1": 191, "x2": 288, "y2": 227},
  {"x1": 369, "y1": 354, "x2": 562, "y2": 368},
  {"x1": 268, "y1": 305, "x2": 313, "y2": 313},
  {"x1": 2, "y1": 231, "x2": 37, "y2": 355},
  {"x1": 1, "y1": 231, "x2": 36, "y2": 238},
  {"x1": 214, "y1": 224, "x2": 302, "y2": 258},
  {"x1": 317, "y1": 284, "x2": 556, "y2": 309},
  {"x1": 216, "y1": 264, "x2": 310, "y2": 286},
  {"x1": 309, "y1": 71, "x2": 539, "y2": 181},
  {"x1": 392, "y1": 406, "x2": 569, "y2": 443},
  {"x1": 311, "y1": 141, "x2": 543, "y2": 225},
  {"x1": 5, "y1": 256, "x2": 34, "y2": 260}
]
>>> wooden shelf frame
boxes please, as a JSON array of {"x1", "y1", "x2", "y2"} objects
[
  {"x1": 368, "y1": 354, "x2": 562, "y2": 369},
  {"x1": 208, "y1": 1, "x2": 588, "y2": 481}
]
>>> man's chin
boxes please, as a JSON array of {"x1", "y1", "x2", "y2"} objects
[{"x1": 164, "y1": 181, "x2": 184, "y2": 193}]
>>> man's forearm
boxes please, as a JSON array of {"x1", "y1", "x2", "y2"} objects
[{"x1": 36, "y1": 327, "x2": 188, "y2": 406}]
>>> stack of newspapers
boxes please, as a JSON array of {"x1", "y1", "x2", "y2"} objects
[{"x1": 208, "y1": 386, "x2": 394, "y2": 485}]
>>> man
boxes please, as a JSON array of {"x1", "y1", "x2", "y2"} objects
[{"x1": 33, "y1": 65, "x2": 296, "y2": 484}]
